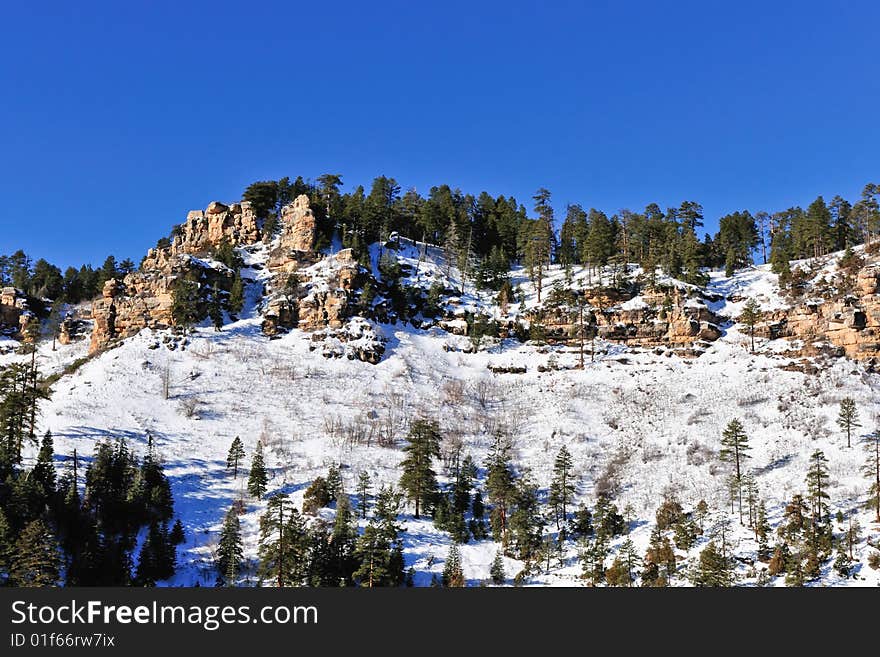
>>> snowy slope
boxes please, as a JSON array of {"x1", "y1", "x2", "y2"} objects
[{"x1": 5, "y1": 250, "x2": 880, "y2": 587}]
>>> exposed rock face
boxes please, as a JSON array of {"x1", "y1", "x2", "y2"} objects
[
  {"x1": 760, "y1": 286, "x2": 880, "y2": 360},
  {"x1": 530, "y1": 287, "x2": 722, "y2": 352},
  {"x1": 89, "y1": 257, "x2": 232, "y2": 353},
  {"x1": 173, "y1": 201, "x2": 261, "y2": 256},
  {"x1": 279, "y1": 195, "x2": 316, "y2": 253},
  {"x1": 88, "y1": 199, "x2": 261, "y2": 352},
  {"x1": 263, "y1": 248, "x2": 361, "y2": 335},
  {"x1": 0, "y1": 287, "x2": 29, "y2": 336}
]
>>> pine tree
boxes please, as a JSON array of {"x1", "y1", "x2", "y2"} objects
[
  {"x1": 523, "y1": 188, "x2": 555, "y2": 303},
  {"x1": 136, "y1": 520, "x2": 175, "y2": 585},
  {"x1": 695, "y1": 499, "x2": 709, "y2": 534},
  {"x1": 618, "y1": 538, "x2": 641, "y2": 586},
  {"x1": 208, "y1": 282, "x2": 224, "y2": 331},
  {"x1": 169, "y1": 518, "x2": 185, "y2": 545},
  {"x1": 508, "y1": 476, "x2": 544, "y2": 560},
  {"x1": 863, "y1": 430, "x2": 880, "y2": 523},
  {"x1": 228, "y1": 273, "x2": 244, "y2": 318},
  {"x1": 398, "y1": 419, "x2": 441, "y2": 519},
  {"x1": 442, "y1": 544, "x2": 465, "y2": 587},
  {"x1": 216, "y1": 506, "x2": 243, "y2": 586},
  {"x1": 720, "y1": 419, "x2": 751, "y2": 523},
  {"x1": 138, "y1": 437, "x2": 174, "y2": 524},
  {"x1": 329, "y1": 493, "x2": 358, "y2": 586},
  {"x1": 170, "y1": 276, "x2": 201, "y2": 333},
  {"x1": 356, "y1": 470, "x2": 371, "y2": 519},
  {"x1": 11, "y1": 519, "x2": 60, "y2": 587},
  {"x1": 690, "y1": 541, "x2": 734, "y2": 587},
  {"x1": 486, "y1": 431, "x2": 517, "y2": 545},
  {"x1": 739, "y1": 298, "x2": 762, "y2": 353},
  {"x1": 805, "y1": 449, "x2": 830, "y2": 525},
  {"x1": 325, "y1": 463, "x2": 342, "y2": 503},
  {"x1": 353, "y1": 486, "x2": 405, "y2": 587},
  {"x1": 0, "y1": 509, "x2": 13, "y2": 584},
  {"x1": 257, "y1": 493, "x2": 308, "y2": 587},
  {"x1": 837, "y1": 398, "x2": 860, "y2": 449},
  {"x1": 31, "y1": 429, "x2": 56, "y2": 502},
  {"x1": 548, "y1": 445, "x2": 575, "y2": 531},
  {"x1": 490, "y1": 550, "x2": 505, "y2": 585},
  {"x1": 226, "y1": 437, "x2": 245, "y2": 478},
  {"x1": 579, "y1": 535, "x2": 609, "y2": 585},
  {"x1": 756, "y1": 501, "x2": 772, "y2": 561},
  {"x1": 247, "y1": 441, "x2": 268, "y2": 499}
]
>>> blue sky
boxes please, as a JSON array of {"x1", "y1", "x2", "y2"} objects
[{"x1": 1, "y1": 1, "x2": 878, "y2": 269}]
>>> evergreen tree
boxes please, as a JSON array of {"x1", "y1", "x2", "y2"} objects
[
  {"x1": 720, "y1": 419, "x2": 751, "y2": 523},
  {"x1": 257, "y1": 493, "x2": 308, "y2": 587},
  {"x1": 216, "y1": 506, "x2": 243, "y2": 586},
  {"x1": 353, "y1": 485, "x2": 405, "y2": 587},
  {"x1": 170, "y1": 276, "x2": 201, "y2": 333},
  {"x1": 805, "y1": 449, "x2": 830, "y2": 525},
  {"x1": 442, "y1": 543, "x2": 465, "y2": 587},
  {"x1": 228, "y1": 273, "x2": 244, "y2": 318},
  {"x1": 169, "y1": 518, "x2": 185, "y2": 545},
  {"x1": 490, "y1": 550, "x2": 506, "y2": 585},
  {"x1": 325, "y1": 463, "x2": 342, "y2": 503},
  {"x1": 508, "y1": 475, "x2": 543, "y2": 560},
  {"x1": 0, "y1": 509, "x2": 13, "y2": 584},
  {"x1": 571, "y1": 504, "x2": 594, "y2": 540},
  {"x1": 208, "y1": 282, "x2": 224, "y2": 331},
  {"x1": 328, "y1": 493, "x2": 358, "y2": 586},
  {"x1": 486, "y1": 431, "x2": 517, "y2": 546},
  {"x1": 11, "y1": 519, "x2": 60, "y2": 587},
  {"x1": 31, "y1": 429, "x2": 56, "y2": 503},
  {"x1": 356, "y1": 470, "x2": 371, "y2": 519},
  {"x1": 137, "y1": 436, "x2": 174, "y2": 524},
  {"x1": 523, "y1": 188, "x2": 555, "y2": 303},
  {"x1": 690, "y1": 541, "x2": 735, "y2": 587},
  {"x1": 226, "y1": 437, "x2": 245, "y2": 478},
  {"x1": 398, "y1": 419, "x2": 441, "y2": 518},
  {"x1": 135, "y1": 520, "x2": 175, "y2": 585},
  {"x1": 837, "y1": 398, "x2": 860, "y2": 449},
  {"x1": 863, "y1": 430, "x2": 880, "y2": 523},
  {"x1": 549, "y1": 445, "x2": 575, "y2": 530},
  {"x1": 247, "y1": 441, "x2": 268, "y2": 500},
  {"x1": 756, "y1": 500, "x2": 772, "y2": 561},
  {"x1": 579, "y1": 535, "x2": 609, "y2": 585},
  {"x1": 738, "y1": 298, "x2": 762, "y2": 353}
]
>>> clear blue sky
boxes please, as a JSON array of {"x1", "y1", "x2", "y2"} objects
[{"x1": 1, "y1": 1, "x2": 878, "y2": 269}]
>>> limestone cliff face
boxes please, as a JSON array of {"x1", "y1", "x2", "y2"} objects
[
  {"x1": 760, "y1": 263, "x2": 880, "y2": 360},
  {"x1": 528, "y1": 286, "x2": 723, "y2": 353},
  {"x1": 178, "y1": 201, "x2": 260, "y2": 254},
  {"x1": 89, "y1": 193, "x2": 361, "y2": 354},
  {"x1": 89, "y1": 256, "x2": 232, "y2": 353},
  {"x1": 0, "y1": 287, "x2": 33, "y2": 338},
  {"x1": 89, "y1": 199, "x2": 263, "y2": 352}
]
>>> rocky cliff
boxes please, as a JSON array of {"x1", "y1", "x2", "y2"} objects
[
  {"x1": 0, "y1": 287, "x2": 33, "y2": 338},
  {"x1": 527, "y1": 285, "x2": 723, "y2": 355},
  {"x1": 758, "y1": 260, "x2": 880, "y2": 361}
]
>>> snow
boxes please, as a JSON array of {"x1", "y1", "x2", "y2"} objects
[{"x1": 5, "y1": 243, "x2": 880, "y2": 587}]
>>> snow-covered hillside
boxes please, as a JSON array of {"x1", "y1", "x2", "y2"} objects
[{"x1": 4, "y1": 246, "x2": 880, "y2": 587}]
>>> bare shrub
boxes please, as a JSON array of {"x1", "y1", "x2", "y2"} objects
[
  {"x1": 179, "y1": 396, "x2": 200, "y2": 418},
  {"x1": 686, "y1": 441, "x2": 713, "y2": 466},
  {"x1": 442, "y1": 379, "x2": 466, "y2": 406},
  {"x1": 471, "y1": 379, "x2": 495, "y2": 409}
]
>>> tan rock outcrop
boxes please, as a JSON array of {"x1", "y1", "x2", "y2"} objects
[
  {"x1": 263, "y1": 248, "x2": 361, "y2": 335},
  {"x1": 0, "y1": 287, "x2": 28, "y2": 336},
  {"x1": 280, "y1": 195, "x2": 316, "y2": 253},
  {"x1": 89, "y1": 256, "x2": 232, "y2": 353},
  {"x1": 531, "y1": 287, "x2": 722, "y2": 352},
  {"x1": 161, "y1": 201, "x2": 260, "y2": 262}
]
